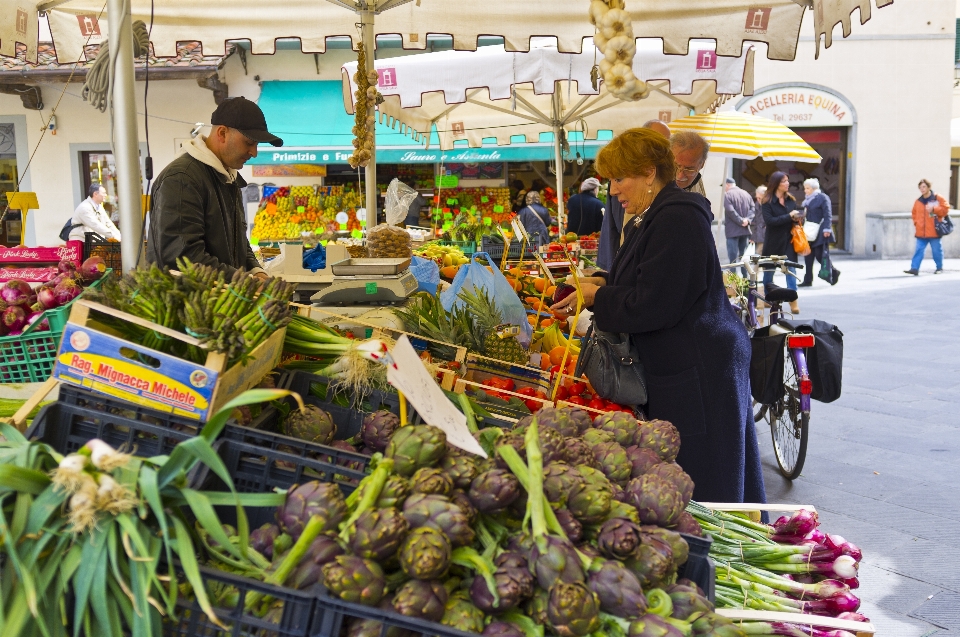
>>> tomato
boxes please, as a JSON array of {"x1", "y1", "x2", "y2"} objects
[
  {"x1": 554, "y1": 385, "x2": 570, "y2": 401},
  {"x1": 550, "y1": 365, "x2": 562, "y2": 378},
  {"x1": 588, "y1": 397, "x2": 607, "y2": 410},
  {"x1": 569, "y1": 382, "x2": 587, "y2": 396},
  {"x1": 535, "y1": 390, "x2": 548, "y2": 400},
  {"x1": 487, "y1": 377, "x2": 515, "y2": 392},
  {"x1": 524, "y1": 399, "x2": 543, "y2": 412},
  {"x1": 566, "y1": 395, "x2": 587, "y2": 406},
  {"x1": 515, "y1": 387, "x2": 537, "y2": 397}
]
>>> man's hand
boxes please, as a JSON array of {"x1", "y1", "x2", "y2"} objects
[
  {"x1": 253, "y1": 271, "x2": 269, "y2": 282},
  {"x1": 741, "y1": 219, "x2": 749, "y2": 227}
]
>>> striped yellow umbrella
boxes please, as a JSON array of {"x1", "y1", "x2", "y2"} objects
[{"x1": 669, "y1": 112, "x2": 822, "y2": 163}]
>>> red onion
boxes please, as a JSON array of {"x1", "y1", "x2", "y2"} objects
[
  {"x1": 0, "y1": 280, "x2": 32, "y2": 307},
  {"x1": 838, "y1": 577, "x2": 860, "y2": 589},
  {"x1": 772, "y1": 509, "x2": 819, "y2": 538},
  {"x1": 79, "y1": 256, "x2": 107, "y2": 282},
  {"x1": 36, "y1": 286, "x2": 57, "y2": 310},
  {"x1": 25, "y1": 312, "x2": 49, "y2": 333},
  {"x1": 825, "y1": 534, "x2": 862, "y2": 562},
  {"x1": 836, "y1": 612, "x2": 869, "y2": 622},
  {"x1": 53, "y1": 279, "x2": 82, "y2": 306},
  {"x1": 2, "y1": 306, "x2": 27, "y2": 332}
]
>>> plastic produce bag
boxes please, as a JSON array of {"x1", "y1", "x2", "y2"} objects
[
  {"x1": 409, "y1": 256, "x2": 440, "y2": 294},
  {"x1": 440, "y1": 252, "x2": 533, "y2": 346},
  {"x1": 302, "y1": 243, "x2": 326, "y2": 272},
  {"x1": 384, "y1": 178, "x2": 419, "y2": 226},
  {"x1": 367, "y1": 224, "x2": 412, "y2": 258}
]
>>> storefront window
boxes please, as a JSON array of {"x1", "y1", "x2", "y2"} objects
[
  {"x1": 0, "y1": 123, "x2": 22, "y2": 247},
  {"x1": 81, "y1": 151, "x2": 120, "y2": 226}
]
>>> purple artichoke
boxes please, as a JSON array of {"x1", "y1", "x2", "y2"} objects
[
  {"x1": 628, "y1": 613, "x2": 685, "y2": 637},
  {"x1": 626, "y1": 536, "x2": 675, "y2": 589},
  {"x1": 647, "y1": 462, "x2": 694, "y2": 506},
  {"x1": 349, "y1": 507, "x2": 410, "y2": 562},
  {"x1": 625, "y1": 474, "x2": 685, "y2": 527},
  {"x1": 582, "y1": 428, "x2": 615, "y2": 448},
  {"x1": 322, "y1": 556, "x2": 386, "y2": 606},
  {"x1": 250, "y1": 523, "x2": 280, "y2": 559},
  {"x1": 525, "y1": 588, "x2": 550, "y2": 625},
  {"x1": 587, "y1": 559, "x2": 648, "y2": 619},
  {"x1": 597, "y1": 517, "x2": 644, "y2": 561},
  {"x1": 626, "y1": 445, "x2": 662, "y2": 478},
  {"x1": 668, "y1": 584, "x2": 713, "y2": 620},
  {"x1": 594, "y1": 411, "x2": 641, "y2": 447},
  {"x1": 520, "y1": 407, "x2": 589, "y2": 437},
  {"x1": 529, "y1": 536, "x2": 585, "y2": 589},
  {"x1": 673, "y1": 511, "x2": 704, "y2": 537},
  {"x1": 543, "y1": 463, "x2": 586, "y2": 508},
  {"x1": 470, "y1": 567, "x2": 532, "y2": 613},
  {"x1": 450, "y1": 489, "x2": 478, "y2": 524},
  {"x1": 483, "y1": 622, "x2": 525, "y2": 637},
  {"x1": 398, "y1": 527, "x2": 451, "y2": 580},
  {"x1": 554, "y1": 508, "x2": 583, "y2": 544},
  {"x1": 568, "y1": 471, "x2": 614, "y2": 525},
  {"x1": 511, "y1": 423, "x2": 566, "y2": 463},
  {"x1": 636, "y1": 420, "x2": 681, "y2": 463},
  {"x1": 641, "y1": 525, "x2": 689, "y2": 568},
  {"x1": 469, "y1": 469, "x2": 521, "y2": 514},
  {"x1": 392, "y1": 579, "x2": 447, "y2": 622},
  {"x1": 439, "y1": 453, "x2": 480, "y2": 490},
  {"x1": 374, "y1": 474, "x2": 410, "y2": 509},
  {"x1": 283, "y1": 404, "x2": 336, "y2": 445},
  {"x1": 409, "y1": 467, "x2": 454, "y2": 496},
  {"x1": 440, "y1": 593, "x2": 486, "y2": 633},
  {"x1": 402, "y1": 493, "x2": 475, "y2": 547},
  {"x1": 562, "y1": 437, "x2": 599, "y2": 468},
  {"x1": 288, "y1": 534, "x2": 346, "y2": 589},
  {"x1": 546, "y1": 581, "x2": 601, "y2": 637},
  {"x1": 360, "y1": 410, "x2": 401, "y2": 452},
  {"x1": 592, "y1": 440, "x2": 632, "y2": 486},
  {"x1": 386, "y1": 425, "x2": 447, "y2": 476},
  {"x1": 277, "y1": 481, "x2": 347, "y2": 540}
]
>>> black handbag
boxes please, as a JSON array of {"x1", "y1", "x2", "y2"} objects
[
  {"x1": 59, "y1": 218, "x2": 83, "y2": 241},
  {"x1": 818, "y1": 245, "x2": 840, "y2": 286},
  {"x1": 935, "y1": 215, "x2": 954, "y2": 237},
  {"x1": 574, "y1": 320, "x2": 647, "y2": 406}
]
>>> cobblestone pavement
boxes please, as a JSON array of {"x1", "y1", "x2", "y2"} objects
[{"x1": 756, "y1": 257, "x2": 960, "y2": 636}]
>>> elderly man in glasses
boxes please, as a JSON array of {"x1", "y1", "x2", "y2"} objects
[{"x1": 670, "y1": 131, "x2": 709, "y2": 198}]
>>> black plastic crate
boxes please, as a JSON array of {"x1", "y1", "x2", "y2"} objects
[
  {"x1": 480, "y1": 237, "x2": 537, "y2": 261},
  {"x1": 281, "y1": 370, "x2": 405, "y2": 425},
  {"x1": 677, "y1": 532, "x2": 715, "y2": 602},
  {"x1": 312, "y1": 588, "x2": 479, "y2": 637},
  {"x1": 164, "y1": 564, "x2": 324, "y2": 637},
  {"x1": 84, "y1": 232, "x2": 122, "y2": 274}
]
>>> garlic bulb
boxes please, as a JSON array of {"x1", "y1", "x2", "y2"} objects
[
  {"x1": 589, "y1": 0, "x2": 609, "y2": 26},
  {"x1": 600, "y1": 9, "x2": 633, "y2": 41},
  {"x1": 599, "y1": 58, "x2": 614, "y2": 76},
  {"x1": 604, "y1": 35, "x2": 636, "y2": 64}
]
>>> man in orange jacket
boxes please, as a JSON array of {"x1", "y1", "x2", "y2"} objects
[{"x1": 905, "y1": 178, "x2": 949, "y2": 275}]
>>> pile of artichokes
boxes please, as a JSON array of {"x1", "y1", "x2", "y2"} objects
[{"x1": 203, "y1": 406, "x2": 746, "y2": 636}]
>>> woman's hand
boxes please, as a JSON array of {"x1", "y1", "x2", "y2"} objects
[{"x1": 551, "y1": 283, "x2": 600, "y2": 314}]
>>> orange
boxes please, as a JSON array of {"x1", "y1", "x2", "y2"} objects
[
  {"x1": 527, "y1": 315, "x2": 538, "y2": 326},
  {"x1": 548, "y1": 346, "x2": 568, "y2": 367},
  {"x1": 540, "y1": 318, "x2": 554, "y2": 328},
  {"x1": 539, "y1": 355, "x2": 551, "y2": 370},
  {"x1": 546, "y1": 285, "x2": 557, "y2": 298},
  {"x1": 533, "y1": 278, "x2": 548, "y2": 293},
  {"x1": 440, "y1": 265, "x2": 459, "y2": 279}
]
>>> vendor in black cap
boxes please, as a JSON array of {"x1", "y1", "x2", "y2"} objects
[{"x1": 147, "y1": 96, "x2": 284, "y2": 277}]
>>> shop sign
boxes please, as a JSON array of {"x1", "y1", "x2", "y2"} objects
[{"x1": 737, "y1": 86, "x2": 853, "y2": 127}]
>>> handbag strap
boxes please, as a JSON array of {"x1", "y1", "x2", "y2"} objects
[{"x1": 590, "y1": 321, "x2": 639, "y2": 365}]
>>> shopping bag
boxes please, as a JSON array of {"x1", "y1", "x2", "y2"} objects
[
  {"x1": 791, "y1": 224, "x2": 811, "y2": 257},
  {"x1": 818, "y1": 247, "x2": 840, "y2": 286},
  {"x1": 803, "y1": 220, "x2": 821, "y2": 242},
  {"x1": 440, "y1": 252, "x2": 533, "y2": 346},
  {"x1": 409, "y1": 256, "x2": 440, "y2": 294},
  {"x1": 302, "y1": 243, "x2": 326, "y2": 272}
]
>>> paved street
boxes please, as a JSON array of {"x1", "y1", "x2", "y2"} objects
[{"x1": 757, "y1": 256, "x2": 960, "y2": 636}]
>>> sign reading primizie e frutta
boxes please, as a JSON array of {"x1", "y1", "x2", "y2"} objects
[{"x1": 736, "y1": 86, "x2": 854, "y2": 128}]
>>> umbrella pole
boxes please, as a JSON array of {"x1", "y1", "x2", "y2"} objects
[
  {"x1": 107, "y1": 0, "x2": 143, "y2": 272},
  {"x1": 361, "y1": 8, "x2": 378, "y2": 222},
  {"x1": 553, "y1": 123, "x2": 564, "y2": 235}
]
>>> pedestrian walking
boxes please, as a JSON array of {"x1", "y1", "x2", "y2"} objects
[
  {"x1": 751, "y1": 185, "x2": 767, "y2": 255},
  {"x1": 905, "y1": 179, "x2": 949, "y2": 275},
  {"x1": 722, "y1": 178, "x2": 754, "y2": 274},
  {"x1": 799, "y1": 178, "x2": 833, "y2": 286},
  {"x1": 761, "y1": 171, "x2": 801, "y2": 314}
]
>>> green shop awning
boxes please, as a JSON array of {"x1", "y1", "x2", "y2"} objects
[{"x1": 249, "y1": 81, "x2": 609, "y2": 166}]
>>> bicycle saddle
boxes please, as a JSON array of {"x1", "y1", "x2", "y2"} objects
[{"x1": 763, "y1": 286, "x2": 798, "y2": 303}]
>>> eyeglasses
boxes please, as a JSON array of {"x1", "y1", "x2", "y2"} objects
[{"x1": 677, "y1": 166, "x2": 700, "y2": 176}]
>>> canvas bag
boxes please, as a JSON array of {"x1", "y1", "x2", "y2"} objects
[{"x1": 779, "y1": 319, "x2": 844, "y2": 403}]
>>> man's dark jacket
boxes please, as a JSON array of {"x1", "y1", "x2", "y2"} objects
[{"x1": 147, "y1": 154, "x2": 260, "y2": 275}]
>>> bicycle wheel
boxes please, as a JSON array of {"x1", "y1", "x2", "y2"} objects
[{"x1": 767, "y1": 349, "x2": 809, "y2": 479}]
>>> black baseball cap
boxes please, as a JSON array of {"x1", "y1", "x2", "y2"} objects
[{"x1": 211, "y1": 96, "x2": 283, "y2": 147}]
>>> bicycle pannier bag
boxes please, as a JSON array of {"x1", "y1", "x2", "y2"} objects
[
  {"x1": 935, "y1": 215, "x2": 954, "y2": 237},
  {"x1": 574, "y1": 320, "x2": 647, "y2": 406},
  {"x1": 749, "y1": 326, "x2": 786, "y2": 405},
  {"x1": 791, "y1": 224, "x2": 811, "y2": 257},
  {"x1": 779, "y1": 319, "x2": 844, "y2": 403}
]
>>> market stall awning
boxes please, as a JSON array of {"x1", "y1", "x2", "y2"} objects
[
  {"x1": 247, "y1": 80, "x2": 611, "y2": 165},
  {"x1": 669, "y1": 111, "x2": 822, "y2": 162},
  {"x1": 4, "y1": 0, "x2": 892, "y2": 65}
]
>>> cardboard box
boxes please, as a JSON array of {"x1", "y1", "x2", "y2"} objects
[{"x1": 52, "y1": 300, "x2": 285, "y2": 421}]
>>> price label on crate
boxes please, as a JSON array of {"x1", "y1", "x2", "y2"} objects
[
  {"x1": 493, "y1": 205, "x2": 504, "y2": 213},
  {"x1": 511, "y1": 217, "x2": 529, "y2": 243},
  {"x1": 447, "y1": 198, "x2": 458, "y2": 205},
  {"x1": 483, "y1": 217, "x2": 492, "y2": 226},
  {"x1": 481, "y1": 196, "x2": 489, "y2": 203}
]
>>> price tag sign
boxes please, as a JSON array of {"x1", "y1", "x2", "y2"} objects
[
  {"x1": 365, "y1": 282, "x2": 378, "y2": 295},
  {"x1": 511, "y1": 217, "x2": 529, "y2": 243},
  {"x1": 433, "y1": 208, "x2": 442, "y2": 218},
  {"x1": 493, "y1": 205, "x2": 504, "y2": 213},
  {"x1": 447, "y1": 198, "x2": 458, "y2": 205},
  {"x1": 470, "y1": 206, "x2": 477, "y2": 212},
  {"x1": 533, "y1": 253, "x2": 556, "y2": 283},
  {"x1": 481, "y1": 196, "x2": 489, "y2": 203},
  {"x1": 483, "y1": 217, "x2": 492, "y2": 226},
  {"x1": 442, "y1": 222, "x2": 453, "y2": 231},
  {"x1": 250, "y1": 236, "x2": 260, "y2": 246},
  {"x1": 335, "y1": 211, "x2": 349, "y2": 225},
  {"x1": 351, "y1": 229, "x2": 364, "y2": 239},
  {"x1": 387, "y1": 336, "x2": 486, "y2": 457},
  {"x1": 297, "y1": 206, "x2": 305, "y2": 213},
  {"x1": 444, "y1": 212, "x2": 454, "y2": 220}
]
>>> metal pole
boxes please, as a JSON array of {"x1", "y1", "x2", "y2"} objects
[
  {"x1": 553, "y1": 124, "x2": 564, "y2": 234},
  {"x1": 360, "y1": 8, "x2": 378, "y2": 223},
  {"x1": 107, "y1": 0, "x2": 142, "y2": 272}
]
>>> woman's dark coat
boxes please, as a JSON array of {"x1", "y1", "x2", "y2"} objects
[
  {"x1": 761, "y1": 195, "x2": 798, "y2": 258},
  {"x1": 592, "y1": 184, "x2": 766, "y2": 504},
  {"x1": 803, "y1": 192, "x2": 832, "y2": 248}
]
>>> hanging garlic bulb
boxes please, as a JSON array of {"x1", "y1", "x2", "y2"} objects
[
  {"x1": 588, "y1": 0, "x2": 610, "y2": 26},
  {"x1": 604, "y1": 35, "x2": 636, "y2": 64},
  {"x1": 590, "y1": 0, "x2": 648, "y2": 102},
  {"x1": 599, "y1": 9, "x2": 634, "y2": 41}
]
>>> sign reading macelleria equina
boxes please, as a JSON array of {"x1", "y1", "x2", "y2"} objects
[{"x1": 737, "y1": 86, "x2": 854, "y2": 128}]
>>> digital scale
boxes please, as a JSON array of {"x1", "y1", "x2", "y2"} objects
[{"x1": 310, "y1": 258, "x2": 418, "y2": 306}]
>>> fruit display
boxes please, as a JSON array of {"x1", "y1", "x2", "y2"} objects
[
  {"x1": 251, "y1": 185, "x2": 364, "y2": 240},
  {"x1": 0, "y1": 256, "x2": 106, "y2": 336},
  {"x1": 414, "y1": 242, "x2": 470, "y2": 271},
  {"x1": 432, "y1": 187, "x2": 513, "y2": 224}
]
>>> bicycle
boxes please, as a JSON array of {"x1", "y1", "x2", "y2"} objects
[{"x1": 721, "y1": 254, "x2": 815, "y2": 480}]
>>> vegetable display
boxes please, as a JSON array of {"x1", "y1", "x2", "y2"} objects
[{"x1": 0, "y1": 257, "x2": 106, "y2": 336}]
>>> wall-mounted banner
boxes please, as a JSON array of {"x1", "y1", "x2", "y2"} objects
[{"x1": 737, "y1": 86, "x2": 853, "y2": 128}]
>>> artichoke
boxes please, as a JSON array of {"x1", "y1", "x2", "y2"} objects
[
  {"x1": 562, "y1": 437, "x2": 599, "y2": 468},
  {"x1": 439, "y1": 453, "x2": 480, "y2": 490},
  {"x1": 386, "y1": 425, "x2": 447, "y2": 476},
  {"x1": 546, "y1": 582, "x2": 602, "y2": 637},
  {"x1": 625, "y1": 474, "x2": 684, "y2": 527},
  {"x1": 554, "y1": 508, "x2": 583, "y2": 544},
  {"x1": 469, "y1": 469, "x2": 521, "y2": 514},
  {"x1": 450, "y1": 489, "x2": 478, "y2": 524},
  {"x1": 277, "y1": 481, "x2": 347, "y2": 540},
  {"x1": 322, "y1": 556, "x2": 386, "y2": 606},
  {"x1": 567, "y1": 477, "x2": 613, "y2": 526},
  {"x1": 626, "y1": 445, "x2": 662, "y2": 478},
  {"x1": 250, "y1": 523, "x2": 280, "y2": 559},
  {"x1": 626, "y1": 536, "x2": 675, "y2": 588},
  {"x1": 582, "y1": 428, "x2": 615, "y2": 448},
  {"x1": 361, "y1": 410, "x2": 401, "y2": 452},
  {"x1": 673, "y1": 511, "x2": 704, "y2": 537},
  {"x1": 529, "y1": 535, "x2": 585, "y2": 589},
  {"x1": 525, "y1": 588, "x2": 550, "y2": 625},
  {"x1": 392, "y1": 579, "x2": 448, "y2": 622},
  {"x1": 594, "y1": 411, "x2": 641, "y2": 447},
  {"x1": 642, "y1": 526, "x2": 689, "y2": 569},
  {"x1": 288, "y1": 534, "x2": 346, "y2": 589},
  {"x1": 636, "y1": 420, "x2": 681, "y2": 463},
  {"x1": 410, "y1": 467, "x2": 454, "y2": 496},
  {"x1": 470, "y1": 567, "x2": 532, "y2": 612},
  {"x1": 647, "y1": 463, "x2": 694, "y2": 506},
  {"x1": 483, "y1": 621, "x2": 526, "y2": 637},
  {"x1": 511, "y1": 423, "x2": 566, "y2": 463},
  {"x1": 398, "y1": 527, "x2": 451, "y2": 580},
  {"x1": 402, "y1": 493, "x2": 475, "y2": 547},
  {"x1": 349, "y1": 507, "x2": 410, "y2": 562},
  {"x1": 668, "y1": 584, "x2": 713, "y2": 620},
  {"x1": 329, "y1": 440, "x2": 366, "y2": 471},
  {"x1": 597, "y1": 517, "x2": 644, "y2": 561},
  {"x1": 375, "y1": 474, "x2": 410, "y2": 509},
  {"x1": 543, "y1": 463, "x2": 586, "y2": 508},
  {"x1": 441, "y1": 593, "x2": 486, "y2": 633},
  {"x1": 689, "y1": 611, "x2": 741, "y2": 637},
  {"x1": 520, "y1": 407, "x2": 588, "y2": 437},
  {"x1": 283, "y1": 404, "x2": 336, "y2": 445},
  {"x1": 592, "y1": 440, "x2": 632, "y2": 485},
  {"x1": 628, "y1": 613, "x2": 686, "y2": 637},
  {"x1": 587, "y1": 559, "x2": 648, "y2": 619},
  {"x1": 568, "y1": 408, "x2": 595, "y2": 434}
]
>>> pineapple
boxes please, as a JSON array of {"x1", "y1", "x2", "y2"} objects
[{"x1": 457, "y1": 287, "x2": 528, "y2": 364}]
